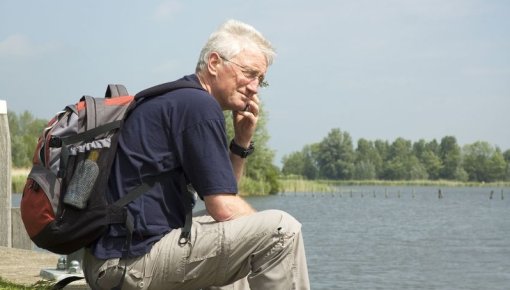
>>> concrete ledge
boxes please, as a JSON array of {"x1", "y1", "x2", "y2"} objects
[
  {"x1": 0, "y1": 246, "x2": 89, "y2": 289},
  {"x1": 0, "y1": 246, "x2": 59, "y2": 285}
]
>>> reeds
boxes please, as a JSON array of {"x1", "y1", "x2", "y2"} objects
[
  {"x1": 279, "y1": 178, "x2": 334, "y2": 193},
  {"x1": 11, "y1": 168, "x2": 29, "y2": 194}
]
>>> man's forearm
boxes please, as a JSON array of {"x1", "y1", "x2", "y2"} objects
[{"x1": 230, "y1": 151, "x2": 246, "y2": 182}]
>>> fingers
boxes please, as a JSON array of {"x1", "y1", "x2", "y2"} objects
[
  {"x1": 231, "y1": 94, "x2": 260, "y2": 143},
  {"x1": 243, "y1": 95, "x2": 260, "y2": 117},
  {"x1": 234, "y1": 101, "x2": 259, "y2": 120},
  {"x1": 232, "y1": 100, "x2": 259, "y2": 144},
  {"x1": 236, "y1": 105, "x2": 259, "y2": 120},
  {"x1": 234, "y1": 110, "x2": 257, "y2": 124},
  {"x1": 250, "y1": 94, "x2": 260, "y2": 105}
]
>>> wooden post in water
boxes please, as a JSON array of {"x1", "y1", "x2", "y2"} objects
[{"x1": 0, "y1": 100, "x2": 12, "y2": 247}]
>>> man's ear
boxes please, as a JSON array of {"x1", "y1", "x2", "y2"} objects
[{"x1": 207, "y1": 52, "x2": 222, "y2": 76}]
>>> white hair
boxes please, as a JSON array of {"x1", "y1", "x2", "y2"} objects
[{"x1": 196, "y1": 19, "x2": 276, "y2": 73}]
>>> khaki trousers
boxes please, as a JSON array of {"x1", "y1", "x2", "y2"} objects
[{"x1": 83, "y1": 209, "x2": 310, "y2": 290}]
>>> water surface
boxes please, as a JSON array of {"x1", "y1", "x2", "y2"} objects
[
  {"x1": 13, "y1": 186, "x2": 510, "y2": 289},
  {"x1": 246, "y1": 186, "x2": 510, "y2": 290}
]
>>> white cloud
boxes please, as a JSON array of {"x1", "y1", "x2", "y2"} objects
[
  {"x1": 0, "y1": 34, "x2": 59, "y2": 59},
  {"x1": 154, "y1": 0, "x2": 182, "y2": 22}
]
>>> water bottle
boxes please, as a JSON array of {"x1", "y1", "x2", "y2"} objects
[{"x1": 63, "y1": 150, "x2": 100, "y2": 209}]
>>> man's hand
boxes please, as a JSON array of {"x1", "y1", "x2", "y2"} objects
[{"x1": 232, "y1": 94, "x2": 260, "y2": 148}]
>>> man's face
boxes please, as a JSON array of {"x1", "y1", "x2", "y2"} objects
[{"x1": 211, "y1": 50, "x2": 268, "y2": 111}]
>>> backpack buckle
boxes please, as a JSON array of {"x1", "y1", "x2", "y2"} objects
[{"x1": 178, "y1": 231, "x2": 191, "y2": 247}]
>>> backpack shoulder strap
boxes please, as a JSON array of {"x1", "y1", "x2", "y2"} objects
[{"x1": 135, "y1": 79, "x2": 204, "y2": 101}]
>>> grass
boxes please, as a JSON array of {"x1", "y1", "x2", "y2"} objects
[
  {"x1": 278, "y1": 178, "x2": 510, "y2": 194},
  {"x1": 279, "y1": 178, "x2": 334, "y2": 193},
  {"x1": 238, "y1": 177, "x2": 274, "y2": 196},
  {"x1": 0, "y1": 277, "x2": 53, "y2": 290},
  {"x1": 11, "y1": 168, "x2": 29, "y2": 194},
  {"x1": 322, "y1": 179, "x2": 510, "y2": 187}
]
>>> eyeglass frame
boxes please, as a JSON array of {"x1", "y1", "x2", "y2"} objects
[{"x1": 219, "y1": 55, "x2": 269, "y2": 88}]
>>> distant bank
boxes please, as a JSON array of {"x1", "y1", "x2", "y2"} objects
[{"x1": 11, "y1": 168, "x2": 510, "y2": 197}]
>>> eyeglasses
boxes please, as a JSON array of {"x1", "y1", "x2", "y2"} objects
[{"x1": 219, "y1": 55, "x2": 269, "y2": 88}]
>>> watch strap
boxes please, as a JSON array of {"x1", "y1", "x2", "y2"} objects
[{"x1": 229, "y1": 139, "x2": 255, "y2": 158}]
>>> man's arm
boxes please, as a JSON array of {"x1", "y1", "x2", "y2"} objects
[
  {"x1": 229, "y1": 95, "x2": 259, "y2": 182},
  {"x1": 204, "y1": 150, "x2": 256, "y2": 221},
  {"x1": 204, "y1": 98, "x2": 259, "y2": 221}
]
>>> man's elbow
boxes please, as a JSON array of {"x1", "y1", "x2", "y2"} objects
[
  {"x1": 207, "y1": 209, "x2": 234, "y2": 222},
  {"x1": 204, "y1": 195, "x2": 235, "y2": 222}
]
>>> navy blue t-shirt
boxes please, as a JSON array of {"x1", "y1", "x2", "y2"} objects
[{"x1": 92, "y1": 74, "x2": 237, "y2": 259}]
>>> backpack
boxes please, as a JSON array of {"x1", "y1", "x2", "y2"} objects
[{"x1": 20, "y1": 80, "x2": 204, "y2": 255}]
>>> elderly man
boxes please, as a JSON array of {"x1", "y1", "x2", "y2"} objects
[{"x1": 83, "y1": 19, "x2": 310, "y2": 290}]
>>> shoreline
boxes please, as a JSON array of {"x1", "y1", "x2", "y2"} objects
[{"x1": 11, "y1": 168, "x2": 510, "y2": 196}]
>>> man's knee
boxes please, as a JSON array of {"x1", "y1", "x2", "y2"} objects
[
  {"x1": 247, "y1": 210, "x2": 303, "y2": 281},
  {"x1": 265, "y1": 209, "x2": 301, "y2": 235},
  {"x1": 254, "y1": 209, "x2": 303, "y2": 253}
]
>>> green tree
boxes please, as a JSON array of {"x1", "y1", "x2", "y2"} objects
[
  {"x1": 281, "y1": 144, "x2": 319, "y2": 179},
  {"x1": 439, "y1": 136, "x2": 461, "y2": 180},
  {"x1": 420, "y1": 150, "x2": 442, "y2": 179},
  {"x1": 315, "y1": 128, "x2": 354, "y2": 179},
  {"x1": 281, "y1": 151, "x2": 306, "y2": 177},
  {"x1": 302, "y1": 144, "x2": 320, "y2": 180},
  {"x1": 353, "y1": 138, "x2": 382, "y2": 180},
  {"x1": 487, "y1": 148, "x2": 507, "y2": 181},
  {"x1": 413, "y1": 139, "x2": 442, "y2": 179},
  {"x1": 383, "y1": 138, "x2": 428, "y2": 180},
  {"x1": 462, "y1": 141, "x2": 506, "y2": 182},
  {"x1": 426, "y1": 139, "x2": 440, "y2": 154},
  {"x1": 504, "y1": 149, "x2": 510, "y2": 164},
  {"x1": 8, "y1": 111, "x2": 47, "y2": 168},
  {"x1": 504, "y1": 149, "x2": 510, "y2": 181},
  {"x1": 352, "y1": 160, "x2": 376, "y2": 180},
  {"x1": 383, "y1": 138, "x2": 411, "y2": 179},
  {"x1": 374, "y1": 140, "x2": 390, "y2": 171}
]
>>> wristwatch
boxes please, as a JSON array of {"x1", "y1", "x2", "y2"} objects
[{"x1": 229, "y1": 139, "x2": 255, "y2": 158}]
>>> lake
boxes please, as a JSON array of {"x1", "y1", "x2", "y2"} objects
[
  {"x1": 12, "y1": 186, "x2": 510, "y2": 289},
  {"x1": 249, "y1": 186, "x2": 510, "y2": 290}
]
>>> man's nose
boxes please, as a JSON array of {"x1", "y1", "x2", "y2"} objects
[{"x1": 246, "y1": 78, "x2": 259, "y2": 93}]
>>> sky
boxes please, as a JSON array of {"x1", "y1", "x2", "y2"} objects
[{"x1": 1, "y1": 0, "x2": 509, "y2": 165}]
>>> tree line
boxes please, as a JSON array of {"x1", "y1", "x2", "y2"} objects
[
  {"x1": 8, "y1": 111, "x2": 510, "y2": 190},
  {"x1": 281, "y1": 128, "x2": 510, "y2": 183}
]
